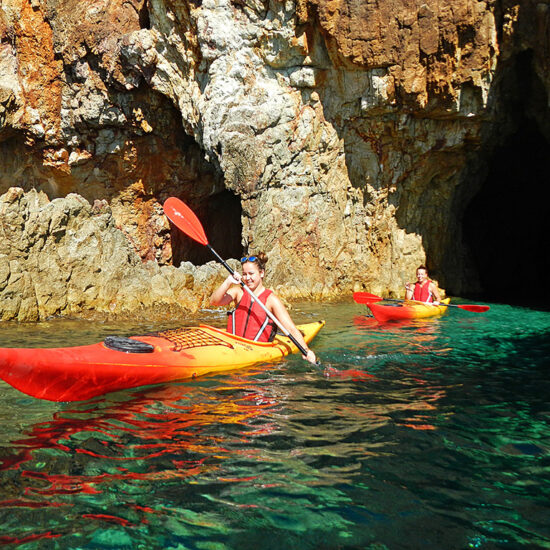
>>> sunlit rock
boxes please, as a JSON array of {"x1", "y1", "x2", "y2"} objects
[{"x1": 0, "y1": 188, "x2": 231, "y2": 321}]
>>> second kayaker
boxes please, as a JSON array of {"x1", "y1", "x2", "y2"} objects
[
  {"x1": 404, "y1": 265, "x2": 441, "y2": 304},
  {"x1": 210, "y1": 252, "x2": 317, "y2": 364}
]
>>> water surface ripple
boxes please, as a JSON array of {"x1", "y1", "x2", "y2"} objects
[{"x1": 0, "y1": 301, "x2": 549, "y2": 548}]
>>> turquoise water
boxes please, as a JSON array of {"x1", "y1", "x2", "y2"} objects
[{"x1": 0, "y1": 300, "x2": 549, "y2": 549}]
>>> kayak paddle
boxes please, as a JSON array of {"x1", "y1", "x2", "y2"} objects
[
  {"x1": 353, "y1": 292, "x2": 490, "y2": 312},
  {"x1": 163, "y1": 197, "x2": 315, "y2": 361}
]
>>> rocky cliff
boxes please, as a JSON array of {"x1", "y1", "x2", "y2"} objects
[
  {"x1": 0, "y1": 0, "x2": 548, "y2": 320},
  {"x1": 0, "y1": 187, "x2": 243, "y2": 321}
]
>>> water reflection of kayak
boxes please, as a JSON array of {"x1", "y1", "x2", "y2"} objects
[
  {"x1": 0, "y1": 321, "x2": 324, "y2": 402},
  {"x1": 368, "y1": 298, "x2": 451, "y2": 322}
]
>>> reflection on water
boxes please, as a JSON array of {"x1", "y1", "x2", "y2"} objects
[
  {"x1": 0, "y1": 301, "x2": 549, "y2": 548},
  {"x1": 0, "y1": 371, "x2": 282, "y2": 545}
]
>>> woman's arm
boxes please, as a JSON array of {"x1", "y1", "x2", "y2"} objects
[
  {"x1": 430, "y1": 282, "x2": 442, "y2": 304},
  {"x1": 268, "y1": 294, "x2": 317, "y2": 364},
  {"x1": 210, "y1": 275, "x2": 242, "y2": 306}
]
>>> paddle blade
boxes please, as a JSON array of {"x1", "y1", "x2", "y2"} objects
[
  {"x1": 353, "y1": 292, "x2": 383, "y2": 304},
  {"x1": 457, "y1": 304, "x2": 490, "y2": 312},
  {"x1": 163, "y1": 197, "x2": 209, "y2": 246}
]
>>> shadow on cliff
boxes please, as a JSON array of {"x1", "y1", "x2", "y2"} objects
[{"x1": 459, "y1": 48, "x2": 550, "y2": 308}]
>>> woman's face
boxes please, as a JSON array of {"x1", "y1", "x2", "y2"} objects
[
  {"x1": 241, "y1": 262, "x2": 264, "y2": 290},
  {"x1": 416, "y1": 268, "x2": 428, "y2": 283}
]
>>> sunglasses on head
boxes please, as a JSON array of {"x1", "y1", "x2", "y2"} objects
[{"x1": 240, "y1": 256, "x2": 258, "y2": 263}]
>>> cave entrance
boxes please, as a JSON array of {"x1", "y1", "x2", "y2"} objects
[
  {"x1": 462, "y1": 54, "x2": 550, "y2": 307},
  {"x1": 171, "y1": 190, "x2": 244, "y2": 266}
]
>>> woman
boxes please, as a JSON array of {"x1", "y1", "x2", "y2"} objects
[
  {"x1": 210, "y1": 253, "x2": 317, "y2": 364},
  {"x1": 405, "y1": 265, "x2": 441, "y2": 304}
]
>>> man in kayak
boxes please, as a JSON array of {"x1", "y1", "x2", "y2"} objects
[
  {"x1": 405, "y1": 265, "x2": 441, "y2": 304},
  {"x1": 210, "y1": 252, "x2": 317, "y2": 364}
]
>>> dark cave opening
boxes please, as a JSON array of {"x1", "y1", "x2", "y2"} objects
[
  {"x1": 462, "y1": 117, "x2": 550, "y2": 307},
  {"x1": 171, "y1": 190, "x2": 244, "y2": 267}
]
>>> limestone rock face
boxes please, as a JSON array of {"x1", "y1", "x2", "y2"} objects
[
  {"x1": 0, "y1": 188, "x2": 234, "y2": 321},
  {"x1": 0, "y1": 0, "x2": 547, "y2": 319}
]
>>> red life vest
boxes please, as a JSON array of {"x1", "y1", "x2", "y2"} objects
[
  {"x1": 413, "y1": 280, "x2": 434, "y2": 303},
  {"x1": 227, "y1": 288, "x2": 277, "y2": 342}
]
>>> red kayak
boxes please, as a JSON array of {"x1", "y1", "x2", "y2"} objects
[
  {"x1": 0, "y1": 322, "x2": 324, "y2": 402},
  {"x1": 367, "y1": 298, "x2": 451, "y2": 322}
]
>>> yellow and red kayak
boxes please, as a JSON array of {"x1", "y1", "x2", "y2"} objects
[
  {"x1": 368, "y1": 298, "x2": 451, "y2": 322},
  {"x1": 0, "y1": 321, "x2": 324, "y2": 402}
]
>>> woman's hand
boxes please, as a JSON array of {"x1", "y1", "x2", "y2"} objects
[
  {"x1": 227, "y1": 272, "x2": 241, "y2": 285},
  {"x1": 302, "y1": 349, "x2": 317, "y2": 364}
]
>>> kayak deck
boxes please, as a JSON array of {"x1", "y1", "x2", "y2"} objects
[
  {"x1": 0, "y1": 321, "x2": 324, "y2": 402},
  {"x1": 367, "y1": 298, "x2": 451, "y2": 322}
]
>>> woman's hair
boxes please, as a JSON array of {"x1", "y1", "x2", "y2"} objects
[{"x1": 242, "y1": 252, "x2": 268, "y2": 271}]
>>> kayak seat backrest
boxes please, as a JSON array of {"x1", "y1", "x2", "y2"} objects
[{"x1": 104, "y1": 336, "x2": 155, "y2": 353}]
